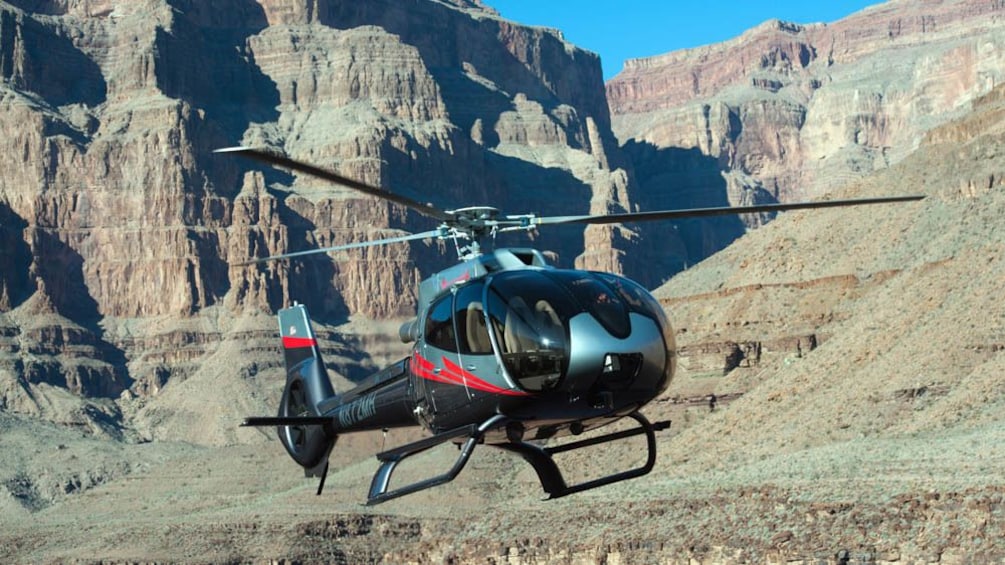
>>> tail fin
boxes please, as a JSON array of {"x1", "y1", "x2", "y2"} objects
[
  {"x1": 274, "y1": 304, "x2": 338, "y2": 474},
  {"x1": 278, "y1": 304, "x2": 336, "y2": 404}
]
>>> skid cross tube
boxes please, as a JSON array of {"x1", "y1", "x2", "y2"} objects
[
  {"x1": 366, "y1": 415, "x2": 508, "y2": 505},
  {"x1": 495, "y1": 413, "x2": 671, "y2": 499}
]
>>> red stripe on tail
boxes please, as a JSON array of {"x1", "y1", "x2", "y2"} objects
[{"x1": 283, "y1": 336, "x2": 318, "y2": 349}]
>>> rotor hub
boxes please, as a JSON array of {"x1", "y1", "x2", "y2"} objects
[{"x1": 446, "y1": 206, "x2": 500, "y2": 231}]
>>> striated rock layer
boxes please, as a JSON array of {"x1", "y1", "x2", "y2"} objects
[
  {"x1": 5, "y1": 2, "x2": 1005, "y2": 563},
  {"x1": 0, "y1": 0, "x2": 639, "y2": 440},
  {"x1": 608, "y1": 0, "x2": 1005, "y2": 283}
]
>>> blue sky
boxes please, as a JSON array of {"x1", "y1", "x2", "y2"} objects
[{"x1": 488, "y1": 1, "x2": 883, "y2": 80}]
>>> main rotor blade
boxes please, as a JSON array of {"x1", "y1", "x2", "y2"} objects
[
  {"x1": 533, "y1": 195, "x2": 925, "y2": 226},
  {"x1": 215, "y1": 146, "x2": 452, "y2": 222},
  {"x1": 232, "y1": 228, "x2": 445, "y2": 266}
]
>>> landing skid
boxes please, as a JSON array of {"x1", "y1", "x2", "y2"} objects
[
  {"x1": 495, "y1": 412, "x2": 671, "y2": 499},
  {"x1": 366, "y1": 414, "x2": 508, "y2": 505},
  {"x1": 364, "y1": 412, "x2": 670, "y2": 505}
]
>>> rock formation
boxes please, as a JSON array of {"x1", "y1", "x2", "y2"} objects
[
  {"x1": 608, "y1": 0, "x2": 1005, "y2": 287},
  {"x1": 5, "y1": 1, "x2": 1005, "y2": 563},
  {"x1": 0, "y1": 0, "x2": 634, "y2": 439},
  {"x1": 0, "y1": 0, "x2": 1001, "y2": 448}
]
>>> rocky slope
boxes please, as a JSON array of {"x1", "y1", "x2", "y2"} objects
[{"x1": 608, "y1": 0, "x2": 1005, "y2": 286}]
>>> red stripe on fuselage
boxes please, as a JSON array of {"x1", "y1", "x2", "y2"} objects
[
  {"x1": 282, "y1": 336, "x2": 317, "y2": 349},
  {"x1": 440, "y1": 357, "x2": 519, "y2": 396},
  {"x1": 412, "y1": 352, "x2": 530, "y2": 397},
  {"x1": 413, "y1": 352, "x2": 461, "y2": 384},
  {"x1": 413, "y1": 355, "x2": 466, "y2": 387}
]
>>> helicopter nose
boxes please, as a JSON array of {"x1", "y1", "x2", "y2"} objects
[{"x1": 565, "y1": 312, "x2": 668, "y2": 404}]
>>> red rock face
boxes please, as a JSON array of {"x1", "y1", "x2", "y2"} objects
[
  {"x1": 608, "y1": 0, "x2": 1005, "y2": 236},
  {"x1": 0, "y1": 0, "x2": 632, "y2": 318},
  {"x1": 608, "y1": 1, "x2": 1005, "y2": 114},
  {"x1": 608, "y1": 21, "x2": 817, "y2": 115}
]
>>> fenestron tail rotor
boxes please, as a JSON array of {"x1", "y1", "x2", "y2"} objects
[{"x1": 216, "y1": 146, "x2": 925, "y2": 265}]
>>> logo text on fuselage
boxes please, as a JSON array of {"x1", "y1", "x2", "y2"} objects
[{"x1": 338, "y1": 393, "x2": 378, "y2": 428}]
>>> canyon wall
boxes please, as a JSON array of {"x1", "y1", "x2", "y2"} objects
[
  {"x1": 2, "y1": 0, "x2": 1003, "y2": 445},
  {"x1": 5, "y1": 2, "x2": 1005, "y2": 562},
  {"x1": 608, "y1": 0, "x2": 1005, "y2": 286},
  {"x1": 0, "y1": 0, "x2": 649, "y2": 441}
]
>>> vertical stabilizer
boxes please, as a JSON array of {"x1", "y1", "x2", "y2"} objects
[
  {"x1": 279, "y1": 304, "x2": 336, "y2": 406},
  {"x1": 275, "y1": 304, "x2": 337, "y2": 472}
]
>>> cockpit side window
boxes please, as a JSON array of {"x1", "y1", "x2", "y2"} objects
[
  {"x1": 454, "y1": 282, "x2": 492, "y2": 355},
  {"x1": 424, "y1": 293, "x2": 457, "y2": 352}
]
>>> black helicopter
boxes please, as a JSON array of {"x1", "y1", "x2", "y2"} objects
[{"x1": 218, "y1": 146, "x2": 922, "y2": 505}]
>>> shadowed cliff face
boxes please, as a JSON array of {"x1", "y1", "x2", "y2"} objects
[
  {"x1": 0, "y1": 203, "x2": 31, "y2": 310},
  {"x1": 0, "y1": 0, "x2": 634, "y2": 436},
  {"x1": 618, "y1": 140, "x2": 767, "y2": 289},
  {"x1": 0, "y1": 8, "x2": 106, "y2": 105}
]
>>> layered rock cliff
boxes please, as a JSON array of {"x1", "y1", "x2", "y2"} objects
[
  {"x1": 2, "y1": 0, "x2": 1003, "y2": 446},
  {"x1": 608, "y1": 0, "x2": 1005, "y2": 286},
  {"x1": 0, "y1": 0, "x2": 640, "y2": 440}
]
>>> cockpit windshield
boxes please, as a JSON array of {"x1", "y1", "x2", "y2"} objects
[
  {"x1": 544, "y1": 271, "x2": 631, "y2": 338},
  {"x1": 595, "y1": 272, "x2": 675, "y2": 352},
  {"x1": 485, "y1": 271, "x2": 577, "y2": 391},
  {"x1": 439, "y1": 269, "x2": 670, "y2": 393}
]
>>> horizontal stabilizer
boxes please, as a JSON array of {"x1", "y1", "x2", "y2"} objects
[{"x1": 242, "y1": 416, "x2": 333, "y2": 427}]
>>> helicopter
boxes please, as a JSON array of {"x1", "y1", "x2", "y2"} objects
[{"x1": 218, "y1": 146, "x2": 923, "y2": 505}]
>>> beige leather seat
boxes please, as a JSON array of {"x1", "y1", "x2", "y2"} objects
[
  {"x1": 503, "y1": 297, "x2": 534, "y2": 353},
  {"x1": 465, "y1": 302, "x2": 492, "y2": 354}
]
